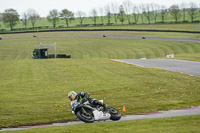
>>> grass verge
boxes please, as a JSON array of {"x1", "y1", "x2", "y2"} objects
[
  {"x1": 2, "y1": 115, "x2": 200, "y2": 133},
  {"x1": 0, "y1": 59, "x2": 200, "y2": 128},
  {"x1": 0, "y1": 32, "x2": 200, "y2": 60}
]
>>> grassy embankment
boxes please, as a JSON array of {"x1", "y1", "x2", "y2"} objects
[
  {"x1": 0, "y1": 31, "x2": 200, "y2": 128},
  {"x1": 0, "y1": 12, "x2": 199, "y2": 32},
  {"x1": 1, "y1": 31, "x2": 200, "y2": 61}
]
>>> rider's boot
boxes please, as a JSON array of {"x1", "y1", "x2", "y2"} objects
[{"x1": 103, "y1": 104, "x2": 108, "y2": 112}]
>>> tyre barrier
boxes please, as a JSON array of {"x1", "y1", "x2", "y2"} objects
[{"x1": 48, "y1": 54, "x2": 71, "y2": 58}]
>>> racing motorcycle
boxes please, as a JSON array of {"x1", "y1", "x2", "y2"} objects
[{"x1": 71, "y1": 100, "x2": 121, "y2": 123}]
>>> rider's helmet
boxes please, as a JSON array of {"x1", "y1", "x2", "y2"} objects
[{"x1": 68, "y1": 91, "x2": 77, "y2": 101}]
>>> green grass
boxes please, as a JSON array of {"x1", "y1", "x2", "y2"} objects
[
  {"x1": 3, "y1": 115, "x2": 200, "y2": 133},
  {"x1": 175, "y1": 53, "x2": 200, "y2": 62},
  {"x1": 1, "y1": 23, "x2": 200, "y2": 33},
  {"x1": 0, "y1": 31, "x2": 200, "y2": 128},
  {"x1": 1, "y1": 31, "x2": 200, "y2": 60},
  {"x1": 75, "y1": 23, "x2": 200, "y2": 32}
]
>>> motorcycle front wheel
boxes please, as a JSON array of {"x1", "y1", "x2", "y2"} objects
[
  {"x1": 76, "y1": 108, "x2": 95, "y2": 123},
  {"x1": 108, "y1": 107, "x2": 121, "y2": 121}
]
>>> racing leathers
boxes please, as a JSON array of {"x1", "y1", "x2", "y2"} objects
[{"x1": 70, "y1": 92, "x2": 107, "y2": 113}]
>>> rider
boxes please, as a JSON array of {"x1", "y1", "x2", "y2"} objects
[{"x1": 68, "y1": 91, "x2": 107, "y2": 112}]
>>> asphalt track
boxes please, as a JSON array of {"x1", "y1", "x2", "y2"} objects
[
  {"x1": 102, "y1": 35, "x2": 200, "y2": 43},
  {"x1": 74, "y1": 34, "x2": 200, "y2": 43},
  {"x1": 48, "y1": 34, "x2": 200, "y2": 43},
  {"x1": 3, "y1": 34, "x2": 200, "y2": 43},
  {"x1": 47, "y1": 35, "x2": 199, "y2": 43},
  {"x1": 113, "y1": 59, "x2": 200, "y2": 77},
  {"x1": 1, "y1": 106, "x2": 200, "y2": 132}
]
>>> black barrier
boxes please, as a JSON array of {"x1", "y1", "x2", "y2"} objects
[
  {"x1": 1, "y1": 29, "x2": 200, "y2": 34},
  {"x1": 48, "y1": 54, "x2": 71, "y2": 58}
]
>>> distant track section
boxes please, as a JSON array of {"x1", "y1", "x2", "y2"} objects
[
  {"x1": 113, "y1": 59, "x2": 200, "y2": 77},
  {"x1": 3, "y1": 34, "x2": 200, "y2": 43}
]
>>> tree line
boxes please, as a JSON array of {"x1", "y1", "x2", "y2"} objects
[{"x1": 1, "y1": 1, "x2": 200, "y2": 31}]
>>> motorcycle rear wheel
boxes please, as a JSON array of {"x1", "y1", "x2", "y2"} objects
[{"x1": 76, "y1": 108, "x2": 95, "y2": 123}]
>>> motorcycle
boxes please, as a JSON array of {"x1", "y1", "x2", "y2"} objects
[{"x1": 71, "y1": 100, "x2": 121, "y2": 123}]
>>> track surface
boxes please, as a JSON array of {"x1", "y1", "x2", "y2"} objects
[
  {"x1": 45, "y1": 35, "x2": 199, "y2": 43},
  {"x1": 1, "y1": 106, "x2": 200, "y2": 132},
  {"x1": 114, "y1": 59, "x2": 200, "y2": 77},
  {"x1": 48, "y1": 34, "x2": 199, "y2": 43},
  {"x1": 3, "y1": 34, "x2": 200, "y2": 43},
  {"x1": 104, "y1": 35, "x2": 200, "y2": 43}
]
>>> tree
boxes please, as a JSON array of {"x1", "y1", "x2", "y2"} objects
[
  {"x1": 199, "y1": 6, "x2": 200, "y2": 21},
  {"x1": 118, "y1": 5, "x2": 126, "y2": 24},
  {"x1": 169, "y1": 4, "x2": 181, "y2": 23},
  {"x1": 105, "y1": 5, "x2": 112, "y2": 25},
  {"x1": 21, "y1": 12, "x2": 29, "y2": 29},
  {"x1": 60, "y1": 9, "x2": 74, "y2": 27},
  {"x1": 0, "y1": 13, "x2": 3, "y2": 22},
  {"x1": 76, "y1": 11, "x2": 86, "y2": 27},
  {"x1": 132, "y1": 5, "x2": 140, "y2": 24},
  {"x1": 143, "y1": 4, "x2": 152, "y2": 24},
  {"x1": 160, "y1": 5, "x2": 168, "y2": 23},
  {"x1": 188, "y1": 2, "x2": 198, "y2": 22},
  {"x1": 27, "y1": 9, "x2": 40, "y2": 29},
  {"x1": 139, "y1": 4, "x2": 145, "y2": 24},
  {"x1": 180, "y1": 2, "x2": 187, "y2": 22},
  {"x1": 111, "y1": 3, "x2": 119, "y2": 24},
  {"x1": 99, "y1": 8, "x2": 105, "y2": 25},
  {"x1": 123, "y1": 0, "x2": 132, "y2": 24},
  {"x1": 151, "y1": 3, "x2": 160, "y2": 23},
  {"x1": 3, "y1": 8, "x2": 19, "y2": 30},
  {"x1": 90, "y1": 9, "x2": 98, "y2": 25},
  {"x1": 47, "y1": 9, "x2": 59, "y2": 28}
]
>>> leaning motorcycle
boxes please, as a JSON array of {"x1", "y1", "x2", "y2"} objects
[{"x1": 71, "y1": 100, "x2": 121, "y2": 123}]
